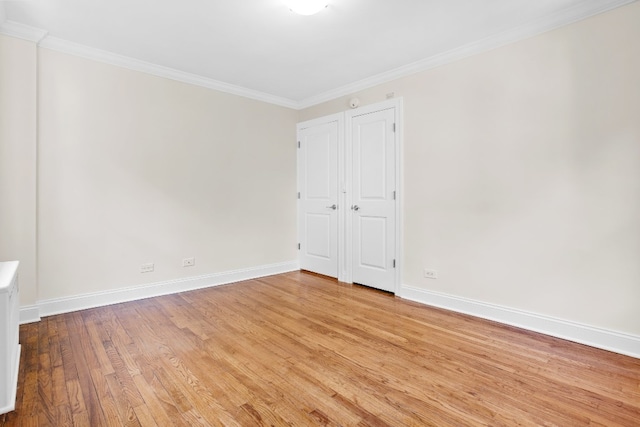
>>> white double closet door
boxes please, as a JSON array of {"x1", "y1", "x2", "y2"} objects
[{"x1": 297, "y1": 100, "x2": 400, "y2": 293}]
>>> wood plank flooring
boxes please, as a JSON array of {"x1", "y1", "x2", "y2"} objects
[{"x1": 2, "y1": 271, "x2": 639, "y2": 426}]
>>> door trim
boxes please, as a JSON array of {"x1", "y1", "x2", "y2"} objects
[
  {"x1": 296, "y1": 98, "x2": 403, "y2": 292},
  {"x1": 345, "y1": 98, "x2": 403, "y2": 293}
]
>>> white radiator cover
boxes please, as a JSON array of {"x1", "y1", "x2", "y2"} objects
[{"x1": 0, "y1": 261, "x2": 20, "y2": 415}]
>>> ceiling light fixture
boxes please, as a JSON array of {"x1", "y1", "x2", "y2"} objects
[{"x1": 285, "y1": 0, "x2": 329, "y2": 16}]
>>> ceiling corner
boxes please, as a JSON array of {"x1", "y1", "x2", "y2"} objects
[{"x1": 0, "y1": 20, "x2": 48, "y2": 43}]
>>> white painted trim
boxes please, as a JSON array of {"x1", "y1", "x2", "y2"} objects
[
  {"x1": 5, "y1": 0, "x2": 637, "y2": 110},
  {"x1": 0, "y1": 23, "x2": 295, "y2": 107},
  {"x1": 399, "y1": 285, "x2": 640, "y2": 359},
  {"x1": 297, "y1": 0, "x2": 638, "y2": 109},
  {"x1": 36, "y1": 36, "x2": 298, "y2": 109},
  {"x1": 0, "y1": 20, "x2": 47, "y2": 43},
  {"x1": 36, "y1": 261, "x2": 299, "y2": 318},
  {"x1": 19, "y1": 305, "x2": 40, "y2": 325},
  {"x1": 296, "y1": 113, "x2": 344, "y2": 131},
  {"x1": 1, "y1": 0, "x2": 635, "y2": 110},
  {"x1": 395, "y1": 100, "x2": 404, "y2": 294}
]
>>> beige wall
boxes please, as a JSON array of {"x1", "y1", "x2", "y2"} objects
[
  {"x1": 36, "y1": 49, "x2": 298, "y2": 300},
  {"x1": 0, "y1": 35, "x2": 38, "y2": 306},
  {"x1": 300, "y1": 3, "x2": 640, "y2": 335},
  {"x1": 1, "y1": 2, "x2": 638, "y2": 339}
]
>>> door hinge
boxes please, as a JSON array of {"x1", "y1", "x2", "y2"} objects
[
  {"x1": 393, "y1": 123, "x2": 396, "y2": 132},
  {"x1": 298, "y1": 243, "x2": 301, "y2": 250},
  {"x1": 393, "y1": 259, "x2": 396, "y2": 268},
  {"x1": 393, "y1": 190, "x2": 396, "y2": 200},
  {"x1": 298, "y1": 141, "x2": 300, "y2": 148},
  {"x1": 297, "y1": 192, "x2": 300, "y2": 199}
]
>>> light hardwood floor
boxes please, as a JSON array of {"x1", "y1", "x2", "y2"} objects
[{"x1": 2, "y1": 271, "x2": 639, "y2": 426}]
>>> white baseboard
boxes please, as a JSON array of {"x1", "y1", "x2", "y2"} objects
[
  {"x1": 32, "y1": 260, "x2": 299, "y2": 319},
  {"x1": 399, "y1": 284, "x2": 640, "y2": 359},
  {"x1": 19, "y1": 305, "x2": 41, "y2": 324},
  {"x1": 23, "y1": 266, "x2": 638, "y2": 359}
]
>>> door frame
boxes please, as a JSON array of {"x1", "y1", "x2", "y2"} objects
[
  {"x1": 296, "y1": 112, "x2": 345, "y2": 281},
  {"x1": 345, "y1": 98, "x2": 403, "y2": 293},
  {"x1": 296, "y1": 97, "x2": 403, "y2": 292}
]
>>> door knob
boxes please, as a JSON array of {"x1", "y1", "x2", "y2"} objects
[
  {"x1": 326, "y1": 204, "x2": 337, "y2": 210},
  {"x1": 352, "y1": 205, "x2": 360, "y2": 211}
]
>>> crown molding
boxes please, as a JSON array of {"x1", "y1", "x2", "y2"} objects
[
  {"x1": 37, "y1": 35, "x2": 299, "y2": 109},
  {"x1": 297, "y1": 0, "x2": 638, "y2": 109},
  {"x1": 0, "y1": 20, "x2": 48, "y2": 43},
  {"x1": 1, "y1": 0, "x2": 636, "y2": 110},
  {"x1": 0, "y1": 20, "x2": 297, "y2": 108}
]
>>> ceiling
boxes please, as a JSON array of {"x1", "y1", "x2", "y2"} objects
[{"x1": 0, "y1": 0, "x2": 633, "y2": 108}]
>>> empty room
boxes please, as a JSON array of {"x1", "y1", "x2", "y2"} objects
[{"x1": 1, "y1": 0, "x2": 639, "y2": 425}]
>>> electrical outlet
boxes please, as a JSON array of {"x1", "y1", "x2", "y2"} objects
[
  {"x1": 182, "y1": 257, "x2": 195, "y2": 267},
  {"x1": 140, "y1": 263, "x2": 154, "y2": 273},
  {"x1": 424, "y1": 269, "x2": 438, "y2": 279}
]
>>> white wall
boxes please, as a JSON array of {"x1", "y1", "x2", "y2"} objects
[
  {"x1": 35, "y1": 48, "x2": 298, "y2": 301},
  {"x1": 300, "y1": 3, "x2": 640, "y2": 336},
  {"x1": 0, "y1": 34, "x2": 37, "y2": 306}
]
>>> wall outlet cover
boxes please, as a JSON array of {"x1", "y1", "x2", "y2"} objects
[
  {"x1": 140, "y1": 263, "x2": 154, "y2": 273},
  {"x1": 424, "y1": 269, "x2": 438, "y2": 279}
]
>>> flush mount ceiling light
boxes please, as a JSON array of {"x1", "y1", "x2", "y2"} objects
[{"x1": 285, "y1": 0, "x2": 329, "y2": 15}]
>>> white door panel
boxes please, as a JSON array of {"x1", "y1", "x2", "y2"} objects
[
  {"x1": 305, "y1": 213, "x2": 331, "y2": 258},
  {"x1": 305, "y1": 134, "x2": 331, "y2": 199},
  {"x1": 351, "y1": 108, "x2": 396, "y2": 292},
  {"x1": 359, "y1": 120, "x2": 387, "y2": 200},
  {"x1": 358, "y1": 216, "x2": 387, "y2": 268},
  {"x1": 298, "y1": 121, "x2": 339, "y2": 277}
]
